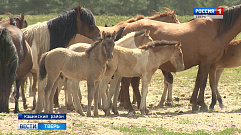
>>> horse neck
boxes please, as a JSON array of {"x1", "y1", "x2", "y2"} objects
[
  {"x1": 149, "y1": 46, "x2": 175, "y2": 65},
  {"x1": 89, "y1": 42, "x2": 108, "y2": 65}
]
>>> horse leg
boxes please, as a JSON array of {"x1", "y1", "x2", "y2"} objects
[
  {"x1": 131, "y1": 77, "x2": 141, "y2": 108},
  {"x1": 140, "y1": 72, "x2": 154, "y2": 115},
  {"x1": 20, "y1": 77, "x2": 27, "y2": 109},
  {"x1": 14, "y1": 79, "x2": 21, "y2": 113},
  {"x1": 166, "y1": 82, "x2": 173, "y2": 106},
  {"x1": 69, "y1": 80, "x2": 84, "y2": 115},
  {"x1": 190, "y1": 66, "x2": 201, "y2": 111},
  {"x1": 94, "y1": 82, "x2": 100, "y2": 117},
  {"x1": 32, "y1": 72, "x2": 37, "y2": 110},
  {"x1": 28, "y1": 73, "x2": 33, "y2": 97},
  {"x1": 122, "y1": 77, "x2": 135, "y2": 115},
  {"x1": 63, "y1": 78, "x2": 74, "y2": 111},
  {"x1": 159, "y1": 78, "x2": 168, "y2": 107},
  {"x1": 119, "y1": 77, "x2": 130, "y2": 108},
  {"x1": 99, "y1": 76, "x2": 112, "y2": 116},
  {"x1": 209, "y1": 64, "x2": 217, "y2": 110},
  {"x1": 215, "y1": 69, "x2": 224, "y2": 109},
  {"x1": 111, "y1": 76, "x2": 122, "y2": 115},
  {"x1": 197, "y1": 63, "x2": 210, "y2": 112},
  {"x1": 87, "y1": 78, "x2": 95, "y2": 117},
  {"x1": 49, "y1": 78, "x2": 60, "y2": 113},
  {"x1": 53, "y1": 88, "x2": 59, "y2": 108}
]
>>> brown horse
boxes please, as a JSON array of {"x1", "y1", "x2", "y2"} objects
[
  {"x1": 0, "y1": 24, "x2": 33, "y2": 113},
  {"x1": 0, "y1": 13, "x2": 28, "y2": 29},
  {"x1": 0, "y1": 27, "x2": 18, "y2": 113},
  {"x1": 38, "y1": 32, "x2": 116, "y2": 117},
  {"x1": 22, "y1": 5, "x2": 100, "y2": 111},
  {"x1": 120, "y1": 5, "x2": 241, "y2": 111},
  {"x1": 209, "y1": 39, "x2": 241, "y2": 110},
  {"x1": 68, "y1": 9, "x2": 179, "y2": 45}
]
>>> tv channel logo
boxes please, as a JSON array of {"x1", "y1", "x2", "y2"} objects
[{"x1": 194, "y1": 8, "x2": 223, "y2": 19}]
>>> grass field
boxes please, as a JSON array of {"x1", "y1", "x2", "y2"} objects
[{"x1": 0, "y1": 14, "x2": 241, "y2": 134}]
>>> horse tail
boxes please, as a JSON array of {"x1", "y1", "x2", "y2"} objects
[{"x1": 39, "y1": 52, "x2": 48, "y2": 80}]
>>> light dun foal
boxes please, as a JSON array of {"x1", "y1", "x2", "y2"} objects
[{"x1": 37, "y1": 31, "x2": 116, "y2": 117}]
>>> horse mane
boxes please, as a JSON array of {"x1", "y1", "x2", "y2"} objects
[
  {"x1": 47, "y1": 6, "x2": 96, "y2": 50},
  {"x1": 85, "y1": 39, "x2": 103, "y2": 56},
  {"x1": 138, "y1": 40, "x2": 178, "y2": 50},
  {"x1": 217, "y1": 5, "x2": 241, "y2": 37},
  {"x1": 0, "y1": 27, "x2": 18, "y2": 79},
  {"x1": 85, "y1": 32, "x2": 113, "y2": 56},
  {"x1": 115, "y1": 27, "x2": 125, "y2": 41}
]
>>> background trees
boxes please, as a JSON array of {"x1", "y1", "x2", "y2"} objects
[{"x1": 0, "y1": 0, "x2": 239, "y2": 15}]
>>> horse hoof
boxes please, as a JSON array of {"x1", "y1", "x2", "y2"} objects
[
  {"x1": 94, "y1": 112, "x2": 99, "y2": 117},
  {"x1": 104, "y1": 110, "x2": 110, "y2": 116},
  {"x1": 165, "y1": 102, "x2": 172, "y2": 106},
  {"x1": 127, "y1": 111, "x2": 135, "y2": 117},
  {"x1": 67, "y1": 106, "x2": 75, "y2": 111},
  {"x1": 219, "y1": 104, "x2": 224, "y2": 109},
  {"x1": 14, "y1": 109, "x2": 19, "y2": 114},
  {"x1": 192, "y1": 105, "x2": 199, "y2": 112},
  {"x1": 24, "y1": 105, "x2": 28, "y2": 109},
  {"x1": 113, "y1": 111, "x2": 119, "y2": 116},
  {"x1": 200, "y1": 106, "x2": 208, "y2": 112},
  {"x1": 87, "y1": 112, "x2": 91, "y2": 117}
]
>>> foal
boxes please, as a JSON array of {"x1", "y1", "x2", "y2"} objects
[{"x1": 37, "y1": 32, "x2": 116, "y2": 117}]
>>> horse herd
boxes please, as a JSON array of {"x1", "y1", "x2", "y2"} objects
[{"x1": 0, "y1": 4, "x2": 241, "y2": 117}]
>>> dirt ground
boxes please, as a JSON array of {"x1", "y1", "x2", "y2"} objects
[{"x1": 0, "y1": 69, "x2": 241, "y2": 134}]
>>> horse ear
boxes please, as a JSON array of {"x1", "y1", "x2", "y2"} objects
[
  {"x1": 102, "y1": 31, "x2": 106, "y2": 39},
  {"x1": 112, "y1": 31, "x2": 117, "y2": 40},
  {"x1": 21, "y1": 13, "x2": 24, "y2": 20},
  {"x1": 172, "y1": 9, "x2": 177, "y2": 15},
  {"x1": 145, "y1": 29, "x2": 150, "y2": 36},
  {"x1": 77, "y1": 4, "x2": 81, "y2": 16}
]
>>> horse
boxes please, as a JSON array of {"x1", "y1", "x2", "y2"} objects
[
  {"x1": 0, "y1": 24, "x2": 33, "y2": 113},
  {"x1": 69, "y1": 38, "x2": 184, "y2": 116},
  {"x1": 65, "y1": 30, "x2": 153, "y2": 114},
  {"x1": 120, "y1": 5, "x2": 241, "y2": 111},
  {"x1": 0, "y1": 27, "x2": 18, "y2": 113},
  {"x1": 209, "y1": 39, "x2": 241, "y2": 110},
  {"x1": 37, "y1": 31, "x2": 116, "y2": 117},
  {"x1": 63, "y1": 9, "x2": 179, "y2": 110},
  {"x1": 0, "y1": 13, "x2": 28, "y2": 29},
  {"x1": 21, "y1": 5, "x2": 100, "y2": 111},
  {"x1": 68, "y1": 9, "x2": 179, "y2": 45}
]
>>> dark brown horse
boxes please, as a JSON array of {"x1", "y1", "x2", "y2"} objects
[
  {"x1": 0, "y1": 24, "x2": 32, "y2": 113},
  {"x1": 0, "y1": 27, "x2": 18, "y2": 113},
  {"x1": 22, "y1": 5, "x2": 101, "y2": 112},
  {"x1": 120, "y1": 5, "x2": 241, "y2": 112}
]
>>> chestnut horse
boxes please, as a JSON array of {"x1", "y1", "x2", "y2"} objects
[
  {"x1": 38, "y1": 32, "x2": 116, "y2": 117},
  {"x1": 209, "y1": 39, "x2": 241, "y2": 109},
  {"x1": 120, "y1": 5, "x2": 241, "y2": 111},
  {"x1": 0, "y1": 24, "x2": 32, "y2": 113},
  {"x1": 22, "y1": 5, "x2": 100, "y2": 111}
]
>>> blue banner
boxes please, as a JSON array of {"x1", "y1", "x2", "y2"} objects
[
  {"x1": 194, "y1": 8, "x2": 216, "y2": 15},
  {"x1": 18, "y1": 113, "x2": 66, "y2": 120},
  {"x1": 38, "y1": 123, "x2": 66, "y2": 130},
  {"x1": 18, "y1": 123, "x2": 66, "y2": 130}
]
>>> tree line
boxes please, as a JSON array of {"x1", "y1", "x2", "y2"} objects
[{"x1": 0, "y1": 0, "x2": 240, "y2": 16}]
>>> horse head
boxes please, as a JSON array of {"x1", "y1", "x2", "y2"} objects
[
  {"x1": 76, "y1": 5, "x2": 100, "y2": 42},
  {"x1": 101, "y1": 31, "x2": 116, "y2": 61}
]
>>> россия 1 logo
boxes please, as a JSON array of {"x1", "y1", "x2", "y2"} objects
[{"x1": 194, "y1": 8, "x2": 223, "y2": 19}]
